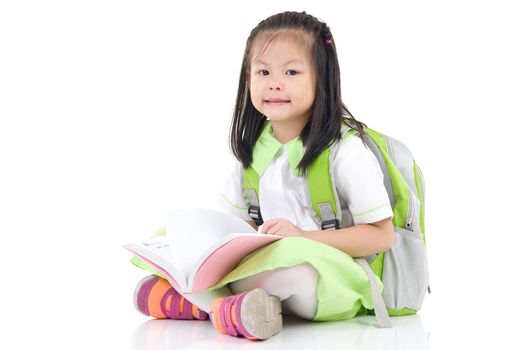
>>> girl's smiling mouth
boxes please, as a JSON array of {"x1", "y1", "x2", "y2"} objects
[{"x1": 264, "y1": 98, "x2": 291, "y2": 106}]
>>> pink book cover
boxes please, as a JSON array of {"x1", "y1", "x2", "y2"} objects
[{"x1": 190, "y1": 234, "x2": 281, "y2": 292}]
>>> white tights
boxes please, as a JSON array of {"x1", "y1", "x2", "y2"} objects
[{"x1": 229, "y1": 262, "x2": 319, "y2": 320}]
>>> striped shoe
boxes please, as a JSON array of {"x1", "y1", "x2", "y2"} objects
[
  {"x1": 209, "y1": 288, "x2": 282, "y2": 340},
  {"x1": 134, "y1": 275, "x2": 208, "y2": 320}
]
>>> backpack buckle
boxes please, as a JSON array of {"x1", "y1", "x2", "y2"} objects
[
  {"x1": 321, "y1": 219, "x2": 339, "y2": 230},
  {"x1": 248, "y1": 205, "x2": 263, "y2": 226}
]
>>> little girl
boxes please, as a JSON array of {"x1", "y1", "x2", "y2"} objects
[{"x1": 133, "y1": 11, "x2": 394, "y2": 341}]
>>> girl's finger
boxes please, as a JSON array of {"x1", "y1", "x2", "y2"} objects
[
  {"x1": 267, "y1": 224, "x2": 283, "y2": 235},
  {"x1": 261, "y1": 219, "x2": 278, "y2": 234}
]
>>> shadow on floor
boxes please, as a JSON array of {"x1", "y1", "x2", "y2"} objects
[{"x1": 133, "y1": 314, "x2": 429, "y2": 350}]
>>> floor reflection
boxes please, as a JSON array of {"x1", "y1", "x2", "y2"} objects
[{"x1": 133, "y1": 314, "x2": 429, "y2": 350}]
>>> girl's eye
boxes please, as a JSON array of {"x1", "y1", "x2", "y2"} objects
[{"x1": 257, "y1": 70, "x2": 298, "y2": 76}]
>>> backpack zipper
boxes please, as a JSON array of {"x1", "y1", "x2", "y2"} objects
[
  {"x1": 384, "y1": 135, "x2": 414, "y2": 229},
  {"x1": 406, "y1": 192, "x2": 414, "y2": 229}
]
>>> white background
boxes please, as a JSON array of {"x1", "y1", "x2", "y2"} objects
[{"x1": 1, "y1": 0, "x2": 527, "y2": 349}]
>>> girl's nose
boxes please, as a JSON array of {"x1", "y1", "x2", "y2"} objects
[{"x1": 268, "y1": 80, "x2": 283, "y2": 90}]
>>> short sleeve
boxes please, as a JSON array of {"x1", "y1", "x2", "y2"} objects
[
  {"x1": 333, "y1": 135, "x2": 394, "y2": 225},
  {"x1": 218, "y1": 160, "x2": 252, "y2": 221}
]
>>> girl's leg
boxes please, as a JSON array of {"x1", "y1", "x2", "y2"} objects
[
  {"x1": 134, "y1": 264, "x2": 318, "y2": 340},
  {"x1": 229, "y1": 263, "x2": 318, "y2": 320},
  {"x1": 134, "y1": 275, "x2": 208, "y2": 320},
  {"x1": 210, "y1": 265, "x2": 318, "y2": 341}
]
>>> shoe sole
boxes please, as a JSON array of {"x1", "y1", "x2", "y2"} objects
[{"x1": 240, "y1": 288, "x2": 282, "y2": 340}]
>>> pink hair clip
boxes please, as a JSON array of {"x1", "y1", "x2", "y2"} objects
[{"x1": 324, "y1": 39, "x2": 332, "y2": 45}]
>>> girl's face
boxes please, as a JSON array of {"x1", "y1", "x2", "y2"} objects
[{"x1": 247, "y1": 37, "x2": 316, "y2": 126}]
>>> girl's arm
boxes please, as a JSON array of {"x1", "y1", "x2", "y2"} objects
[
  {"x1": 259, "y1": 217, "x2": 395, "y2": 257},
  {"x1": 303, "y1": 217, "x2": 395, "y2": 257}
]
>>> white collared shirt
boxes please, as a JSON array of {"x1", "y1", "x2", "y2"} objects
[{"x1": 218, "y1": 134, "x2": 393, "y2": 231}]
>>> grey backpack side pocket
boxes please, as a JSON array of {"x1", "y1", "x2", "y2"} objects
[{"x1": 382, "y1": 227, "x2": 429, "y2": 311}]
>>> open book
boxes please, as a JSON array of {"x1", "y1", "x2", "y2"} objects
[{"x1": 123, "y1": 208, "x2": 281, "y2": 295}]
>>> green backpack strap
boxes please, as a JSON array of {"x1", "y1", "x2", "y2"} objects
[
  {"x1": 242, "y1": 128, "x2": 359, "y2": 230},
  {"x1": 305, "y1": 128, "x2": 359, "y2": 229},
  {"x1": 306, "y1": 146, "x2": 339, "y2": 229},
  {"x1": 243, "y1": 160, "x2": 338, "y2": 229},
  {"x1": 243, "y1": 160, "x2": 339, "y2": 230},
  {"x1": 243, "y1": 165, "x2": 263, "y2": 225}
]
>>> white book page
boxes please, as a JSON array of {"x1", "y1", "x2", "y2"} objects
[
  {"x1": 124, "y1": 238, "x2": 233, "y2": 308},
  {"x1": 165, "y1": 208, "x2": 256, "y2": 286},
  {"x1": 140, "y1": 235, "x2": 174, "y2": 261},
  {"x1": 124, "y1": 235, "x2": 187, "y2": 290}
]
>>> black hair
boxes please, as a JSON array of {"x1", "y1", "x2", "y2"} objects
[{"x1": 229, "y1": 10, "x2": 366, "y2": 176}]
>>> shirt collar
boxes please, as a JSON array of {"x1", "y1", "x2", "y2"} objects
[{"x1": 250, "y1": 121, "x2": 305, "y2": 177}]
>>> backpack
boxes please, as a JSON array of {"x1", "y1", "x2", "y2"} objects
[{"x1": 243, "y1": 125, "x2": 429, "y2": 327}]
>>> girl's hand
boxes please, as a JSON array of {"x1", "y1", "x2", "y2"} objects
[{"x1": 259, "y1": 218, "x2": 306, "y2": 237}]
